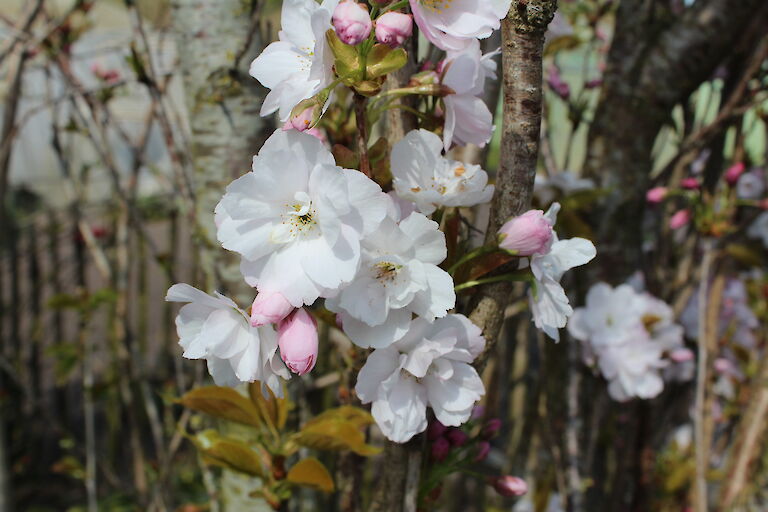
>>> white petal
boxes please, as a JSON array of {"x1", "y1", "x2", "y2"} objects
[
  {"x1": 355, "y1": 348, "x2": 400, "y2": 403},
  {"x1": 341, "y1": 309, "x2": 412, "y2": 349}
]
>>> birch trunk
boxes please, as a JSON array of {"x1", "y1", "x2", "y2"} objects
[
  {"x1": 171, "y1": 2, "x2": 271, "y2": 510},
  {"x1": 172, "y1": 0, "x2": 271, "y2": 292}
]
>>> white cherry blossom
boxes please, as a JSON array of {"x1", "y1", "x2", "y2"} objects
[
  {"x1": 441, "y1": 41, "x2": 496, "y2": 150},
  {"x1": 327, "y1": 210, "x2": 455, "y2": 348},
  {"x1": 356, "y1": 314, "x2": 485, "y2": 443},
  {"x1": 528, "y1": 203, "x2": 596, "y2": 341},
  {"x1": 409, "y1": 0, "x2": 512, "y2": 52},
  {"x1": 165, "y1": 284, "x2": 290, "y2": 396},
  {"x1": 568, "y1": 282, "x2": 689, "y2": 401},
  {"x1": 249, "y1": 0, "x2": 339, "y2": 121},
  {"x1": 390, "y1": 129, "x2": 494, "y2": 214},
  {"x1": 215, "y1": 130, "x2": 388, "y2": 307}
]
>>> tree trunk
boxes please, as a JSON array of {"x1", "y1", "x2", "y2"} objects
[
  {"x1": 171, "y1": 2, "x2": 272, "y2": 510},
  {"x1": 172, "y1": 0, "x2": 272, "y2": 293},
  {"x1": 584, "y1": 0, "x2": 767, "y2": 282}
]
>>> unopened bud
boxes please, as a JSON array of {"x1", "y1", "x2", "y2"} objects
[{"x1": 332, "y1": 1, "x2": 372, "y2": 46}]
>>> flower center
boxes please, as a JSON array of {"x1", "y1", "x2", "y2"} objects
[
  {"x1": 274, "y1": 191, "x2": 318, "y2": 242},
  {"x1": 420, "y1": 0, "x2": 452, "y2": 13},
  {"x1": 374, "y1": 261, "x2": 402, "y2": 283}
]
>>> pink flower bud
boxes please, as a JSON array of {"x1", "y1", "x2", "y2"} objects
[
  {"x1": 290, "y1": 105, "x2": 317, "y2": 132},
  {"x1": 492, "y1": 476, "x2": 528, "y2": 497},
  {"x1": 277, "y1": 308, "x2": 318, "y2": 376},
  {"x1": 585, "y1": 78, "x2": 603, "y2": 89},
  {"x1": 447, "y1": 429, "x2": 469, "y2": 447},
  {"x1": 332, "y1": 1, "x2": 372, "y2": 46},
  {"x1": 471, "y1": 405, "x2": 485, "y2": 420},
  {"x1": 725, "y1": 162, "x2": 745, "y2": 186},
  {"x1": 681, "y1": 177, "x2": 700, "y2": 190},
  {"x1": 669, "y1": 209, "x2": 691, "y2": 230},
  {"x1": 669, "y1": 348, "x2": 694, "y2": 363},
  {"x1": 375, "y1": 12, "x2": 412, "y2": 47},
  {"x1": 250, "y1": 291, "x2": 294, "y2": 326},
  {"x1": 498, "y1": 210, "x2": 553, "y2": 256},
  {"x1": 426, "y1": 420, "x2": 447, "y2": 441},
  {"x1": 431, "y1": 437, "x2": 451, "y2": 462},
  {"x1": 546, "y1": 65, "x2": 570, "y2": 100},
  {"x1": 482, "y1": 418, "x2": 502, "y2": 438},
  {"x1": 713, "y1": 357, "x2": 734, "y2": 375},
  {"x1": 646, "y1": 187, "x2": 668, "y2": 203},
  {"x1": 474, "y1": 441, "x2": 491, "y2": 462}
]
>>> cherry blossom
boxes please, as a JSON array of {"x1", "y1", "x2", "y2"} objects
[
  {"x1": 165, "y1": 284, "x2": 290, "y2": 396},
  {"x1": 327, "y1": 210, "x2": 455, "y2": 348},
  {"x1": 440, "y1": 40, "x2": 497, "y2": 150},
  {"x1": 528, "y1": 203, "x2": 596, "y2": 341},
  {"x1": 215, "y1": 130, "x2": 388, "y2": 307},
  {"x1": 249, "y1": 0, "x2": 339, "y2": 120},
  {"x1": 569, "y1": 283, "x2": 689, "y2": 401},
  {"x1": 409, "y1": 0, "x2": 512, "y2": 52},
  {"x1": 356, "y1": 314, "x2": 485, "y2": 442},
  {"x1": 390, "y1": 129, "x2": 494, "y2": 214}
]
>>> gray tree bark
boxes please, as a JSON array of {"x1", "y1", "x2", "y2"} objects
[{"x1": 584, "y1": 0, "x2": 767, "y2": 281}]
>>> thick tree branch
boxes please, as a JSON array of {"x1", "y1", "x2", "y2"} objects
[{"x1": 469, "y1": 0, "x2": 558, "y2": 369}]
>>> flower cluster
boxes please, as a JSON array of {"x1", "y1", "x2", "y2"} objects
[
  {"x1": 568, "y1": 283, "x2": 691, "y2": 401},
  {"x1": 166, "y1": 0, "x2": 597, "y2": 444}
]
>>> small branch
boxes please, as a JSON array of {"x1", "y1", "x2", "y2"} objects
[
  {"x1": 693, "y1": 240, "x2": 715, "y2": 512},
  {"x1": 353, "y1": 94, "x2": 372, "y2": 178},
  {"x1": 719, "y1": 358, "x2": 768, "y2": 509}
]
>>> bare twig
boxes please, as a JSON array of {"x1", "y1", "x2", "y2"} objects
[{"x1": 693, "y1": 240, "x2": 715, "y2": 512}]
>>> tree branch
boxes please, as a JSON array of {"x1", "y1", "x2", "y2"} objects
[{"x1": 469, "y1": 0, "x2": 558, "y2": 369}]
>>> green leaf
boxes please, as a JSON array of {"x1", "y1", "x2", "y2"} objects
[
  {"x1": 248, "y1": 381, "x2": 291, "y2": 431},
  {"x1": 178, "y1": 386, "x2": 262, "y2": 428},
  {"x1": 194, "y1": 431, "x2": 270, "y2": 478},
  {"x1": 326, "y1": 29, "x2": 362, "y2": 84},
  {"x1": 286, "y1": 457, "x2": 335, "y2": 492},
  {"x1": 366, "y1": 44, "x2": 407, "y2": 79},
  {"x1": 293, "y1": 406, "x2": 381, "y2": 456},
  {"x1": 544, "y1": 35, "x2": 581, "y2": 57}
]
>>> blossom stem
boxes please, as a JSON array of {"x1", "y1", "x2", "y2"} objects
[
  {"x1": 381, "y1": 0, "x2": 408, "y2": 14},
  {"x1": 353, "y1": 94, "x2": 372, "y2": 178},
  {"x1": 446, "y1": 244, "x2": 498, "y2": 275},
  {"x1": 370, "y1": 103, "x2": 430, "y2": 122},
  {"x1": 454, "y1": 270, "x2": 531, "y2": 293}
]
